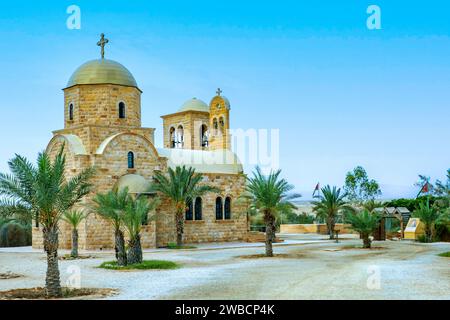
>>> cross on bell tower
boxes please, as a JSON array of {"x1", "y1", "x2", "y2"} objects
[
  {"x1": 216, "y1": 88, "x2": 222, "y2": 96},
  {"x1": 97, "y1": 33, "x2": 109, "y2": 59}
]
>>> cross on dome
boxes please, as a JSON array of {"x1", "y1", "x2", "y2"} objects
[{"x1": 97, "y1": 33, "x2": 109, "y2": 59}]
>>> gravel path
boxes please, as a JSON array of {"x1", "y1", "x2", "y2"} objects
[{"x1": 0, "y1": 235, "x2": 449, "y2": 300}]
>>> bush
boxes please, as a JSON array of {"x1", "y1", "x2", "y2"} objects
[
  {"x1": 0, "y1": 222, "x2": 32, "y2": 247},
  {"x1": 416, "y1": 235, "x2": 428, "y2": 243},
  {"x1": 384, "y1": 196, "x2": 442, "y2": 212},
  {"x1": 99, "y1": 260, "x2": 179, "y2": 270}
]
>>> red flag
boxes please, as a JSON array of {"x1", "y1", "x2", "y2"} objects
[
  {"x1": 312, "y1": 183, "x2": 320, "y2": 198},
  {"x1": 416, "y1": 182, "x2": 430, "y2": 198}
]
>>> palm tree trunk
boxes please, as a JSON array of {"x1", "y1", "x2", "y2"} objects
[
  {"x1": 43, "y1": 226, "x2": 62, "y2": 297},
  {"x1": 327, "y1": 217, "x2": 335, "y2": 240},
  {"x1": 362, "y1": 233, "x2": 371, "y2": 248},
  {"x1": 71, "y1": 228, "x2": 78, "y2": 258},
  {"x1": 115, "y1": 229, "x2": 127, "y2": 266},
  {"x1": 265, "y1": 212, "x2": 274, "y2": 257},
  {"x1": 176, "y1": 209, "x2": 184, "y2": 246},
  {"x1": 425, "y1": 225, "x2": 432, "y2": 243},
  {"x1": 127, "y1": 235, "x2": 143, "y2": 265}
]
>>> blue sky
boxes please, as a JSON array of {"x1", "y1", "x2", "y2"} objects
[{"x1": 0, "y1": 1, "x2": 449, "y2": 199}]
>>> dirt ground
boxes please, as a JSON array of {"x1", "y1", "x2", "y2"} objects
[{"x1": 0, "y1": 235, "x2": 449, "y2": 300}]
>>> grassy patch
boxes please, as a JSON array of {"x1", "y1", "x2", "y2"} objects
[
  {"x1": 99, "y1": 260, "x2": 180, "y2": 270},
  {"x1": 167, "y1": 243, "x2": 197, "y2": 250},
  {"x1": 238, "y1": 253, "x2": 305, "y2": 259},
  {"x1": 438, "y1": 251, "x2": 450, "y2": 257}
]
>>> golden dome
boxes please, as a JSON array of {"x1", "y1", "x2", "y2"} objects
[{"x1": 66, "y1": 59, "x2": 138, "y2": 89}]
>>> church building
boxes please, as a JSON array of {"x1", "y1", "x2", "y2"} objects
[{"x1": 32, "y1": 35, "x2": 248, "y2": 250}]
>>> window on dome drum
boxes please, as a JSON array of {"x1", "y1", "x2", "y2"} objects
[
  {"x1": 69, "y1": 103, "x2": 74, "y2": 121},
  {"x1": 176, "y1": 125, "x2": 184, "y2": 149},
  {"x1": 127, "y1": 151, "x2": 135, "y2": 169},
  {"x1": 194, "y1": 197, "x2": 202, "y2": 220},
  {"x1": 215, "y1": 197, "x2": 223, "y2": 220},
  {"x1": 201, "y1": 124, "x2": 209, "y2": 148},
  {"x1": 225, "y1": 197, "x2": 232, "y2": 220},
  {"x1": 185, "y1": 198, "x2": 193, "y2": 221},
  {"x1": 169, "y1": 127, "x2": 176, "y2": 148},
  {"x1": 119, "y1": 102, "x2": 126, "y2": 119}
]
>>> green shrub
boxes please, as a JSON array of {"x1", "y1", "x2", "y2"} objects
[
  {"x1": 438, "y1": 252, "x2": 450, "y2": 257},
  {"x1": 99, "y1": 260, "x2": 179, "y2": 270},
  {"x1": 416, "y1": 235, "x2": 428, "y2": 243},
  {"x1": 0, "y1": 222, "x2": 32, "y2": 247}
]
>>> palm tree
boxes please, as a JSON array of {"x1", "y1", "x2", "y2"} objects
[
  {"x1": 245, "y1": 167, "x2": 300, "y2": 257},
  {"x1": 62, "y1": 210, "x2": 89, "y2": 258},
  {"x1": 346, "y1": 209, "x2": 381, "y2": 248},
  {"x1": 91, "y1": 187, "x2": 129, "y2": 266},
  {"x1": 0, "y1": 149, "x2": 94, "y2": 297},
  {"x1": 152, "y1": 166, "x2": 219, "y2": 246},
  {"x1": 413, "y1": 202, "x2": 441, "y2": 243},
  {"x1": 312, "y1": 185, "x2": 353, "y2": 239},
  {"x1": 122, "y1": 196, "x2": 159, "y2": 264}
]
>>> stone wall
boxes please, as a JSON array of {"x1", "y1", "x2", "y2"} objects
[
  {"x1": 64, "y1": 84, "x2": 142, "y2": 128},
  {"x1": 155, "y1": 173, "x2": 248, "y2": 247}
]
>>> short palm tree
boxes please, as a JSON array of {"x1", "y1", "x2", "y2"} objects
[
  {"x1": 91, "y1": 187, "x2": 129, "y2": 266},
  {"x1": 152, "y1": 166, "x2": 219, "y2": 246},
  {"x1": 245, "y1": 167, "x2": 301, "y2": 257},
  {"x1": 413, "y1": 202, "x2": 440, "y2": 243},
  {"x1": 122, "y1": 196, "x2": 159, "y2": 264},
  {"x1": 62, "y1": 210, "x2": 89, "y2": 258},
  {"x1": 312, "y1": 185, "x2": 353, "y2": 239},
  {"x1": 0, "y1": 149, "x2": 94, "y2": 297},
  {"x1": 346, "y1": 209, "x2": 381, "y2": 248}
]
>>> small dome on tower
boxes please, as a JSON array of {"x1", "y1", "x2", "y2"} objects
[
  {"x1": 179, "y1": 98, "x2": 209, "y2": 112},
  {"x1": 66, "y1": 59, "x2": 138, "y2": 89}
]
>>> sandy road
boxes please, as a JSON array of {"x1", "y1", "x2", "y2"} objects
[{"x1": 0, "y1": 235, "x2": 449, "y2": 300}]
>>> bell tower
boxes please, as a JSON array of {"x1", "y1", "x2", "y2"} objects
[{"x1": 209, "y1": 88, "x2": 231, "y2": 151}]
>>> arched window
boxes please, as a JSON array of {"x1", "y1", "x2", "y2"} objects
[
  {"x1": 219, "y1": 117, "x2": 225, "y2": 129},
  {"x1": 215, "y1": 197, "x2": 223, "y2": 220},
  {"x1": 169, "y1": 127, "x2": 176, "y2": 148},
  {"x1": 185, "y1": 198, "x2": 193, "y2": 221},
  {"x1": 225, "y1": 197, "x2": 232, "y2": 220},
  {"x1": 119, "y1": 102, "x2": 126, "y2": 119},
  {"x1": 213, "y1": 118, "x2": 218, "y2": 135},
  {"x1": 69, "y1": 103, "x2": 74, "y2": 121},
  {"x1": 194, "y1": 197, "x2": 202, "y2": 220},
  {"x1": 127, "y1": 151, "x2": 135, "y2": 169},
  {"x1": 177, "y1": 125, "x2": 184, "y2": 148},
  {"x1": 201, "y1": 124, "x2": 208, "y2": 148}
]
